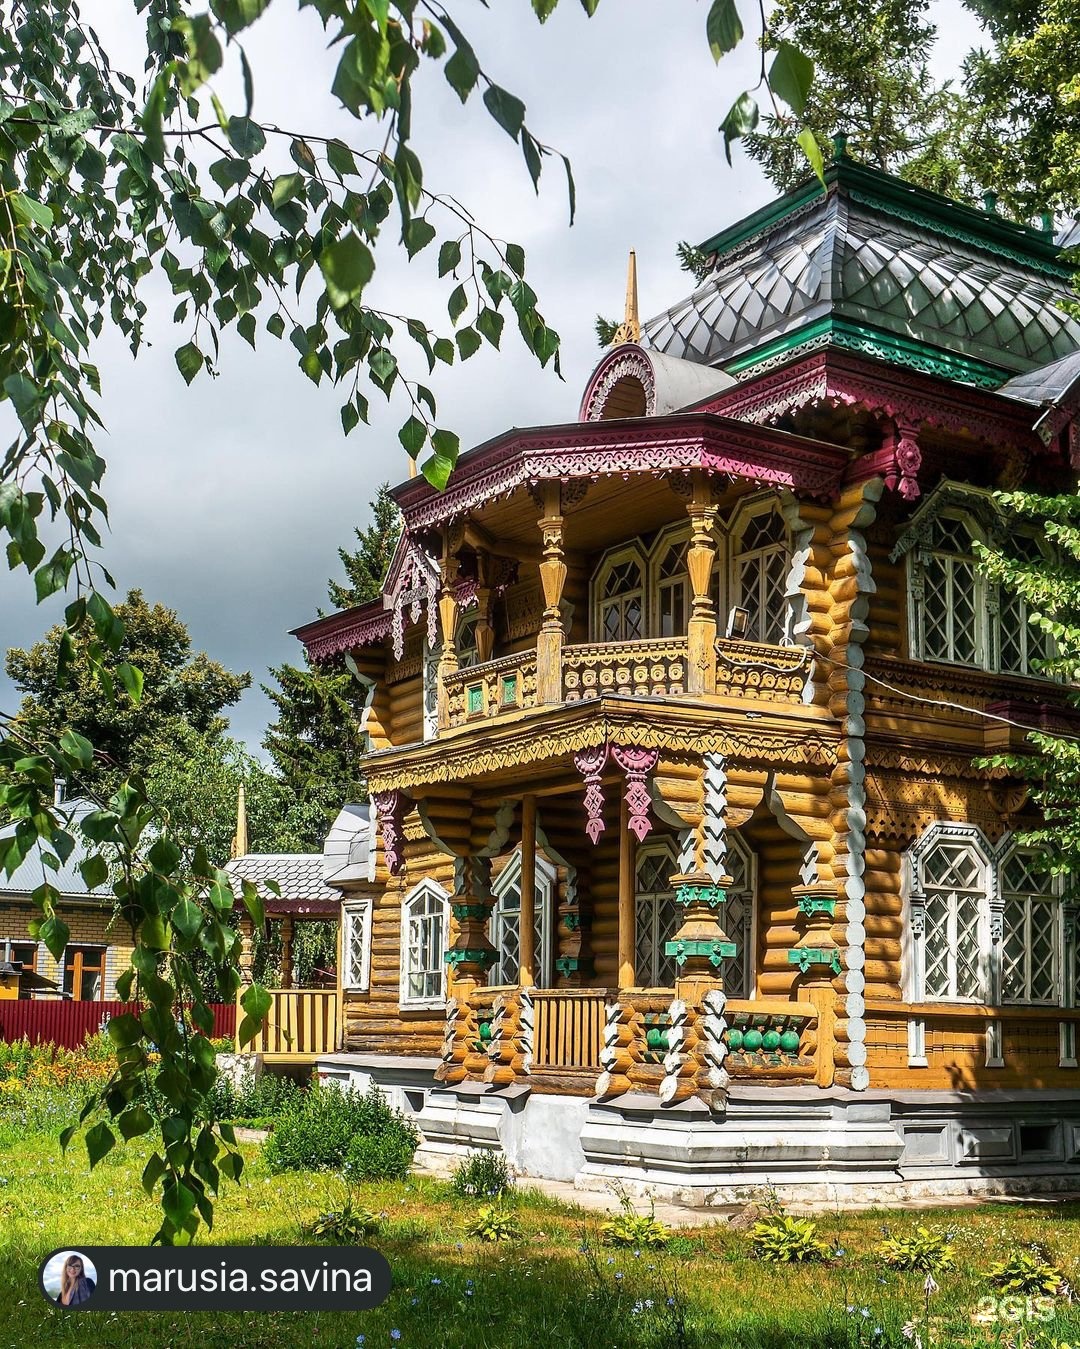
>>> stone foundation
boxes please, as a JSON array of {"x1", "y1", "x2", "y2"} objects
[{"x1": 316, "y1": 1055, "x2": 1080, "y2": 1204}]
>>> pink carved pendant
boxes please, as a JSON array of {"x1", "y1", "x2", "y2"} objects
[
  {"x1": 372, "y1": 789, "x2": 406, "y2": 876},
  {"x1": 574, "y1": 745, "x2": 610, "y2": 844},
  {"x1": 612, "y1": 745, "x2": 659, "y2": 843}
]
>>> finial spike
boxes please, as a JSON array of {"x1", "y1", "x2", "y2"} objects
[
  {"x1": 408, "y1": 457, "x2": 418, "y2": 479},
  {"x1": 231, "y1": 781, "x2": 249, "y2": 860},
  {"x1": 611, "y1": 249, "x2": 641, "y2": 346}
]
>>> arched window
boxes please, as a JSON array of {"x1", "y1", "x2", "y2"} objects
[
  {"x1": 731, "y1": 504, "x2": 790, "y2": 644},
  {"x1": 635, "y1": 838, "x2": 679, "y2": 988},
  {"x1": 913, "y1": 515, "x2": 984, "y2": 666},
  {"x1": 400, "y1": 880, "x2": 449, "y2": 1007},
  {"x1": 1001, "y1": 845, "x2": 1060, "y2": 1005},
  {"x1": 594, "y1": 545, "x2": 646, "y2": 642},
  {"x1": 651, "y1": 530, "x2": 689, "y2": 639},
  {"x1": 489, "y1": 850, "x2": 555, "y2": 987},
  {"x1": 907, "y1": 826, "x2": 993, "y2": 1002}
]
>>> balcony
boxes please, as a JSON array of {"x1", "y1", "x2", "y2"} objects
[{"x1": 441, "y1": 636, "x2": 811, "y2": 732}]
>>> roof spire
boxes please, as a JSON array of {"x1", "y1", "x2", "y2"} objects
[
  {"x1": 231, "y1": 781, "x2": 249, "y2": 860},
  {"x1": 611, "y1": 249, "x2": 640, "y2": 346}
]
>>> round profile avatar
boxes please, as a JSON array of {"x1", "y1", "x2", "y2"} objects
[{"x1": 42, "y1": 1250, "x2": 97, "y2": 1308}]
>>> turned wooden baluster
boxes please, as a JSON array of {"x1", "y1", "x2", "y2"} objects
[{"x1": 536, "y1": 481, "x2": 566, "y2": 705}]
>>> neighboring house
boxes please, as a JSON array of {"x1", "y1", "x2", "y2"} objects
[
  {"x1": 292, "y1": 152, "x2": 1080, "y2": 1201},
  {"x1": 0, "y1": 797, "x2": 129, "y2": 1001}
]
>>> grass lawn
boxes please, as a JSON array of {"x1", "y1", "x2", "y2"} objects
[{"x1": 2, "y1": 1126, "x2": 1080, "y2": 1349}]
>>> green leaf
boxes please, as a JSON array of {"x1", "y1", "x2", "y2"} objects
[
  {"x1": 85, "y1": 1121, "x2": 116, "y2": 1168},
  {"x1": 210, "y1": 0, "x2": 271, "y2": 37},
  {"x1": 706, "y1": 0, "x2": 743, "y2": 60},
  {"x1": 118, "y1": 1105, "x2": 154, "y2": 1141},
  {"x1": 422, "y1": 429, "x2": 460, "y2": 490},
  {"x1": 79, "y1": 854, "x2": 109, "y2": 890},
  {"x1": 433, "y1": 338, "x2": 455, "y2": 365},
  {"x1": 438, "y1": 239, "x2": 462, "y2": 277},
  {"x1": 9, "y1": 192, "x2": 54, "y2": 230},
  {"x1": 38, "y1": 915, "x2": 70, "y2": 960},
  {"x1": 444, "y1": 35, "x2": 480, "y2": 103},
  {"x1": 319, "y1": 231, "x2": 375, "y2": 309},
  {"x1": 238, "y1": 312, "x2": 257, "y2": 348},
  {"x1": 768, "y1": 41, "x2": 814, "y2": 116},
  {"x1": 226, "y1": 116, "x2": 266, "y2": 158},
  {"x1": 327, "y1": 139, "x2": 359, "y2": 178},
  {"x1": 271, "y1": 172, "x2": 303, "y2": 208},
  {"x1": 210, "y1": 157, "x2": 249, "y2": 192},
  {"x1": 476, "y1": 307, "x2": 505, "y2": 348},
  {"x1": 483, "y1": 84, "x2": 526, "y2": 141},
  {"x1": 266, "y1": 312, "x2": 286, "y2": 339},
  {"x1": 720, "y1": 92, "x2": 759, "y2": 163},
  {"x1": 456, "y1": 327, "x2": 482, "y2": 360},
  {"x1": 448, "y1": 284, "x2": 468, "y2": 325},
  {"x1": 404, "y1": 217, "x2": 436, "y2": 258},
  {"x1": 505, "y1": 243, "x2": 526, "y2": 277},
  {"x1": 148, "y1": 837, "x2": 182, "y2": 875},
  {"x1": 175, "y1": 342, "x2": 203, "y2": 385},
  {"x1": 59, "y1": 728, "x2": 94, "y2": 767},
  {"x1": 172, "y1": 899, "x2": 204, "y2": 942},
  {"x1": 399, "y1": 416, "x2": 428, "y2": 458},
  {"x1": 116, "y1": 662, "x2": 144, "y2": 704},
  {"x1": 107, "y1": 1013, "x2": 144, "y2": 1048},
  {"x1": 341, "y1": 401, "x2": 359, "y2": 436},
  {"x1": 797, "y1": 126, "x2": 826, "y2": 184}
]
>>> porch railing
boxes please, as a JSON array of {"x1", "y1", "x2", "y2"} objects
[
  {"x1": 531, "y1": 988, "x2": 609, "y2": 1070},
  {"x1": 563, "y1": 638, "x2": 688, "y2": 701},
  {"x1": 235, "y1": 988, "x2": 339, "y2": 1059}
]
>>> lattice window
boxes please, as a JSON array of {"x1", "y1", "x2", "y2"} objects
[
  {"x1": 400, "y1": 881, "x2": 448, "y2": 1006},
  {"x1": 996, "y1": 535, "x2": 1054, "y2": 676},
  {"x1": 635, "y1": 839, "x2": 679, "y2": 987},
  {"x1": 918, "y1": 836, "x2": 990, "y2": 1001},
  {"x1": 1001, "y1": 847, "x2": 1060, "y2": 1005},
  {"x1": 654, "y1": 536, "x2": 688, "y2": 639},
  {"x1": 917, "y1": 516, "x2": 983, "y2": 666},
  {"x1": 593, "y1": 546, "x2": 646, "y2": 642},
  {"x1": 721, "y1": 833, "x2": 756, "y2": 999},
  {"x1": 456, "y1": 611, "x2": 481, "y2": 669},
  {"x1": 489, "y1": 851, "x2": 555, "y2": 987},
  {"x1": 341, "y1": 901, "x2": 372, "y2": 992},
  {"x1": 731, "y1": 505, "x2": 790, "y2": 644}
]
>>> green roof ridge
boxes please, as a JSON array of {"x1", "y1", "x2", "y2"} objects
[{"x1": 698, "y1": 158, "x2": 1068, "y2": 279}]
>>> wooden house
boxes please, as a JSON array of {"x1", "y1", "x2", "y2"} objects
[{"x1": 295, "y1": 151, "x2": 1080, "y2": 1202}]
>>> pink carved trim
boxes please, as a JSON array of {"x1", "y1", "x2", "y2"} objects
[
  {"x1": 372, "y1": 789, "x2": 406, "y2": 876},
  {"x1": 579, "y1": 347, "x2": 656, "y2": 421},
  {"x1": 574, "y1": 745, "x2": 610, "y2": 845},
  {"x1": 612, "y1": 744, "x2": 659, "y2": 843},
  {"x1": 294, "y1": 603, "x2": 391, "y2": 664},
  {"x1": 391, "y1": 414, "x2": 850, "y2": 534}
]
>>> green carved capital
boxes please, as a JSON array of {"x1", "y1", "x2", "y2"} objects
[
  {"x1": 675, "y1": 883, "x2": 728, "y2": 909},
  {"x1": 555, "y1": 955, "x2": 593, "y2": 977},
  {"x1": 451, "y1": 903, "x2": 493, "y2": 922},
  {"x1": 665, "y1": 937, "x2": 738, "y2": 969},
  {"x1": 797, "y1": 894, "x2": 836, "y2": 918},
  {"x1": 786, "y1": 947, "x2": 842, "y2": 976},
  {"x1": 444, "y1": 947, "x2": 497, "y2": 970},
  {"x1": 562, "y1": 911, "x2": 581, "y2": 931}
]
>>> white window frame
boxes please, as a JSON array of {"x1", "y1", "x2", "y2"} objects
[
  {"x1": 635, "y1": 836, "x2": 680, "y2": 988},
  {"x1": 341, "y1": 899, "x2": 373, "y2": 992},
  {"x1": 399, "y1": 878, "x2": 450, "y2": 1009},
  {"x1": 591, "y1": 541, "x2": 648, "y2": 642},
  {"x1": 488, "y1": 848, "x2": 557, "y2": 988},
  {"x1": 907, "y1": 510, "x2": 988, "y2": 669},
  {"x1": 729, "y1": 497, "x2": 792, "y2": 645},
  {"x1": 998, "y1": 839, "x2": 1062, "y2": 1007},
  {"x1": 905, "y1": 822, "x2": 997, "y2": 1006}
]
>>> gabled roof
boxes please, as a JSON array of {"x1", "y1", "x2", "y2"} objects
[
  {"x1": 997, "y1": 349, "x2": 1080, "y2": 443},
  {"x1": 0, "y1": 798, "x2": 112, "y2": 900},
  {"x1": 643, "y1": 157, "x2": 1080, "y2": 390},
  {"x1": 225, "y1": 853, "x2": 341, "y2": 915},
  {"x1": 322, "y1": 803, "x2": 372, "y2": 888}
]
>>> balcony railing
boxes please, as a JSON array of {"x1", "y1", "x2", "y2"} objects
[
  {"x1": 444, "y1": 651, "x2": 538, "y2": 727},
  {"x1": 714, "y1": 637, "x2": 811, "y2": 701},
  {"x1": 563, "y1": 638, "x2": 688, "y2": 701},
  {"x1": 531, "y1": 987, "x2": 609, "y2": 1070}
]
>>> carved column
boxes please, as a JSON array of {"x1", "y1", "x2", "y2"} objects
[
  {"x1": 474, "y1": 550, "x2": 496, "y2": 666},
  {"x1": 238, "y1": 913, "x2": 255, "y2": 987},
  {"x1": 279, "y1": 915, "x2": 294, "y2": 990},
  {"x1": 665, "y1": 868, "x2": 736, "y2": 1006},
  {"x1": 372, "y1": 789, "x2": 407, "y2": 877},
  {"x1": 445, "y1": 855, "x2": 497, "y2": 990},
  {"x1": 617, "y1": 794, "x2": 637, "y2": 991},
  {"x1": 786, "y1": 881, "x2": 840, "y2": 1087},
  {"x1": 536, "y1": 481, "x2": 566, "y2": 705},
  {"x1": 685, "y1": 476, "x2": 719, "y2": 696},
  {"x1": 519, "y1": 795, "x2": 537, "y2": 988},
  {"x1": 436, "y1": 530, "x2": 460, "y2": 731}
]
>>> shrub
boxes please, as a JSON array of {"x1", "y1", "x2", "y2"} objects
[
  {"x1": 878, "y1": 1226, "x2": 955, "y2": 1273},
  {"x1": 208, "y1": 1065, "x2": 300, "y2": 1126},
  {"x1": 600, "y1": 1194, "x2": 670, "y2": 1249},
  {"x1": 263, "y1": 1082, "x2": 418, "y2": 1176},
  {"x1": 343, "y1": 1127, "x2": 418, "y2": 1183},
  {"x1": 450, "y1": 1149, "x2": 512, "y2": 1199},
  {"x1": 749, "y1": 1214, "x2": 831, "y2": 1263},
  {"x1": 305, "y1": 1199, "x2": 379, "y2": 1244},
  {"x1": 466, "y1": 1202, "x2": 521, "y2": 1242},
  {"x1": 985, "y1": 1247, "x2": 1065, "y2": 1296}
]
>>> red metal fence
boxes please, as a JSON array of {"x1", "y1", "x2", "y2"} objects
[{"x1": 0, "y1": 1000, "x2": 236, "y2": 1049}]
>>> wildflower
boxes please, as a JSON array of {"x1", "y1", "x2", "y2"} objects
[
  {"x1": 644, "y1": 1299, "x2": 653, "y2": 1309},
  {"x1": 667, "y1": 1297, "x2": 675, "y2": 1307},
  {"x1": 834, "y1": 1246, "x2": 846, "y2": 1257},
  {"x1": 465, "y1": 1289, "x2": 473, "y2": 1297},
  {"x1": 606, "y1": 1257, "x2": 615, "y2": 1265},
  {"x1": 633, "y1": 1249, "x2": 641, "y2": 1258},
  {"x1": 356, "y1": 1339, "x2": 365, "y2": 1347},
  {"x1": 410, "y1": 1298, "x2": 418, "y2": 1306},
  {"x1": 861, "y1": 1308, "x2": 870, "y2": 1318},
  {"x1": 924, "y1": 1272, "x2": 938, "y2": 1295},
  {"x1": 430, "y1": 1277, "x2": 441, "y2": 1285},
  {"x1": 615, "y1": 1272, "x2": 623, "y2": 1281},
  {"x1": 390, "y1": 1334, "x2": 401, "y2": 1343}
]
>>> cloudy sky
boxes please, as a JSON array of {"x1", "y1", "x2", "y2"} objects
[{"x1": 1, "y1": 0, "x2": 985, "y2": 752}]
